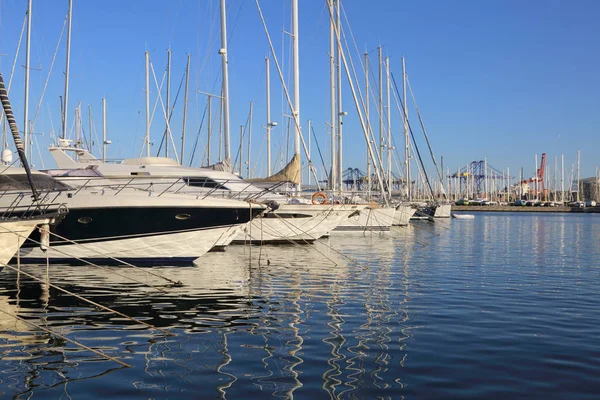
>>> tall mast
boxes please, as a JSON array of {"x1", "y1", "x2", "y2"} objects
[
  {"x1": 378, "y1": 46, "x2": 383, "y2": 171},
  {"x1": 219, "y1": 0, "x2": 231, "y2": 164},
  {"x1": 577, "y1": 149, "x2": 581, "y2": 202},
  {"x1": 207, "y1": 95, "x2": 212, "y2": 165},
  {"x1": 402, "y1": 57, "x2": 410, "y2": 200},
  {"x1": 329, "y1": 0, "x2": 336, "y2": 191},
  {"x1": 507, "y1": 167, "x2": 510, "y2": 202},
  {"x1": 385, "y1": 56, "x2": 392, "y2": 199},
  {"x1": 336, "y1": 0, "x2": 343, "y2": 193},
  {"x1": 165, "y1": 48, "x2": 171, "y2": 157},
  {"x1": 247, "y1": 101, "x2": 253, "y2": 178},
  {"x1": 181, "y1": 54, "x2": 190, "y2": 165},
  {"x1": 291, "y1": 0, "x2": 301, "y2": 190},
  {"x1": 102, "y1": 97, "x2": 107, "y2": 162},
  {"x1": 24, "y1": 0, "x2": 33, "y2": 159},
  {"x1": 88, "y1": 104, "x2": 92, "y2": 152},
  {"x1": 554, "y1": 155, "x2": 558, "y2": 201},
  {"x1": 145, "y1": 51, "x2": 150, "y2": 157},
  {"x1": 75, "y1": 103, "x2": 81, "y2": 148},
  {"x1": 266, "y1": 57, "x2": 272, "y2": 175},
  {"x1": 238, "y1": 125, "x2": 243, "y2": 173},
  {"x1": 326, "y1": 0, "x2": 388, "y2": 200},
  {"x1": 307, "y1": 119, "x2": 311, "y2": 186},
  {"x1": 364, "y1": 51, "x2": 371, "y2": 198},
  {"x1": 62, "y1": 0, "x2": 73, "y2": 140},
  {"x1": 534, "y1": 154, "x2": 538, "y2": 200},
  {"x1": 561, "y1": 154, "x2": 564, "y2": 203},
  {"x1": 485, "y1": 157, "x2": 488, "y2": 199}
]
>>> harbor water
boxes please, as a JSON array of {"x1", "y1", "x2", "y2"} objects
[{"x1": 1, "y1": 212, "x2": 600, "y2": 399}]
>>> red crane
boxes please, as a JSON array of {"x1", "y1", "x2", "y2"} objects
[{"x1": 521, "y1": 153, "x2": 547, "y2": 199}]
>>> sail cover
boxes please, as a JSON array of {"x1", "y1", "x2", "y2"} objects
[{"x1": 247, "y1": 154, "x2": 300, "y2": 184}]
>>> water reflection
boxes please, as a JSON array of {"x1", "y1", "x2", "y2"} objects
[{"x1": 0, "y1": 229, "x2": 414, "y2": 398}]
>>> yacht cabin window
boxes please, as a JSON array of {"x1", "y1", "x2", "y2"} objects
[{"x1": 183, "y1": 177, "x2": 226, "y2": 190}]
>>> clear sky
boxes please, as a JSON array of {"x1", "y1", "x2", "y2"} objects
[{"x1": 0, "y1": 0, "x2": 599, "y2": 184}]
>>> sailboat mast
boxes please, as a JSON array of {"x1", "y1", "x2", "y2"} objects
[
  {"x1": 386, "y1": 56, "x2": 392, "y2": 199},
  {"x1": 166, "y1": 48, "x2": 171, "y2": 158},
  {"x1": 292, "y1": 0, "x2": 301, "y2": 190},
  {"x1": 207, "y1": 95, "x2": 212, "y2": 165},
  {"x1": 102, "y1": 97, "x2": 107, "y2": 162},
  {"x1": 577, "y1": 149, "x2": 581, "y2": 202},
  {"x1": 24, "y1": 0, "x2": 32, "y2": 158},
  {"x1": 378, "y1": 46, "x2": 383, "y2": 171},
  {"x1": 63, "y1": 0, "x2": 72, "y2": 140},
  {"x1": 307, "y1": 119, "x2": 311, "y2": 186},
  {"x1": 181, "y1": 54, "x2": 190, "y2": 165},
  {"x1": 336, "y1": 0, "x2": 343, "y2": 193},
  {"x1": 145, "y1": 51, "x2": 150, "y2": 157},
  {"x1": 329, "y1": 0, "x2": 336, "y2": 191},
  {"x1": 219, "y1": 0, "x2": 231, "y2": 164},
  {"x1": 365, "y1": 51, "x2": 371, "y2": 198},
  {"x1": 266, "y1": 57, "x2": 272, "y2": 175},
  {"x1": 88, "y1": 104, "x2": 93, "y2": 152},
  {"x1": 402, "y1": 57, "x2": 410, "y2": 200},
  {"x1": 75, "y1": 103, "x2": 81, "y2": 148},
  {"x1": 561, "y1": 154, "x2": 564, "y2": 203},
  {"x1": 326, "y1": 0, "x2": 387, "y2": 201},
  {"x1": 247, "y1": 101, "x2": 253, "y2": 178}
]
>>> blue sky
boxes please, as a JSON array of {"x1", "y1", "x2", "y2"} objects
[{"x1": 0, "y1": 0, "x2": 599, "y2": 184}]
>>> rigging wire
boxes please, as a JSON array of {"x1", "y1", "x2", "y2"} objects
[
  {"x1": 406, "y1": 76, "x2": 447, "y2": 197},
  {"x1": 390, "y1": 72, "x2": 435, "y2": 199}
]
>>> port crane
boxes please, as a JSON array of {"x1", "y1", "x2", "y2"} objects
[{"x1": 521, "y1": 153, "x2": 546, "y2": 198}]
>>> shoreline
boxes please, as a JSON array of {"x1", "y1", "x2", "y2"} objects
[{"x1": 451, "y1": 205, "x2": 600, "y2": 213}]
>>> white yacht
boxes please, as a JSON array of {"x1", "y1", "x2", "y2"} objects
[
  {"x1": 47, "y1": 143, "x2": 355, "y2": 244},
  {"x1": 0, "y1": 168, "x2": 264, "y2": 265}
]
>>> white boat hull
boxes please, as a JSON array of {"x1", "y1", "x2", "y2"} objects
[
  {"x1": 0, "y1": 219, "x2": 43, "y2": 265},
  {"x1": 19, "y1": 225, "x2": 244, "y2": 265},
  {"x1": 392, "y1": 205, "x2": 416, "y2": 226},
  {"x1": 333, "y1": 206, "x2": 395, "y2": 232},
  {"x1": 233, "y1": 204, "x2": 358, "y2": 243},
  {"x1": 434, "y1": 204, "x2": 452, "y2": 218}
]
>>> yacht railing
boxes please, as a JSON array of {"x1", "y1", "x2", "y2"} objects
[{"x1": 54, "y1": 175, "x2": 285, "y2": 203}]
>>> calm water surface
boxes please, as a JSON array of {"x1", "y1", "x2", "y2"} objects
[{"x1": 1, "y1": 212, "x2": 600, "y2": 399}]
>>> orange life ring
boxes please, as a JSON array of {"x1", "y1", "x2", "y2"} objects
[{"x1": 312, "y1": 192, "x2": 327, "y2": 205}]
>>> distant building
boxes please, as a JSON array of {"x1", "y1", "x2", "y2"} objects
[{"x1": 580, "y1": 176, "x2": 600, "y2": 201}]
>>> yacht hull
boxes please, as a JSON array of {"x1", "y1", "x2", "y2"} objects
[
  {"x1": 333, "y1": 206, "x2": 395, "y2": 232},
  {"x1": 233, "y1": 204, "x2": 358, "y2": 244},
  {"x1": 18, "y1": 224, "x2": 242, "y2": 266}
]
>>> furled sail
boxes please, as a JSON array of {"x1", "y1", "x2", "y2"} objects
[
  {"x1": 206, "y1": 158, "x2": 232, "y2": 173},
  {"x1": 247, "y1": 154, "x2": 300, "y2": 184}
]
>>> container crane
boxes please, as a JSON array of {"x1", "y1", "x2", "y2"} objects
[{"x1": 521, "y1": 153, "x2": 546, "y2": 199}]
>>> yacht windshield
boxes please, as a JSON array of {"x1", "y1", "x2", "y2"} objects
[{"x1": 0, "y1": 174, "x2": 70, "y2": 192}]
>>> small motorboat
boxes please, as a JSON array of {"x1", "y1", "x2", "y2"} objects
[{"x1": 452, "y1": 213, "x2": 474, "y2": 220}]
